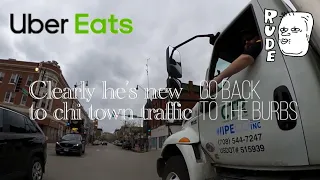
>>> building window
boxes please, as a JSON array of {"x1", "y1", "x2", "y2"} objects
[
  {"x1": 159, "y1": 136, "x2": 166, "y2": 148},
  {"x1": 0, "y1": 72, "x2": 4, "y2": 82},
  {"x1": 41, "y1": 100, "x2": 46, "y2": 108},
  {"x1": 9, "y1": 74, "x2": 18, "y2": 84},
  {"x1": 45, "y1": 77, "x2": 57, "y2": 88},
  {"x1": 57, "y1": 110, "x2": 62, "y2": 119},
  {"x1": 46, "y1": 99, "x2": 52, "y2": 111},
  {"x1": 20, "y1": 94, "x2": 28, "y2": 106},
  {"x1": 52, "y1": 80, "x2": 57, "y2": 88},
  {"x1": 4, "y1": 92, "x2": 15, "y2": 103},
  {"x1": 36, "y1": 100, "x2": 40, "y2": 108},
  {"x1": 25, "y1": 75, "x2": 33, "y2": 86},
  {"x1": 36, "y1": 91, "x2": 46, "y2": 108},
  {"x1": 150, "y1": 137, "x2": 157, "y2": 149}
]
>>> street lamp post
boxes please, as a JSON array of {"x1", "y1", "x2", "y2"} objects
[
  {"x1": 68, "y1": 81, "x2": 89, "y2": 133},
  {"x1": 135, "y1": 85, "x2": 149, "y2": 99},
  {"x1": 33, "y1": 64, "x2": 47, "y2": 118},
  {"x1": 136, "y1": 59, "x2": 151, "y2": 151},
  {"x1": 136, "y1": 84, "x2": 150, "y2": 136},
  {"x1": 33, "y1": 63, "x2": 48, "y2": 140},
  {"x1": 146, "y1": 58, "x2": 150, "y2": 97}
]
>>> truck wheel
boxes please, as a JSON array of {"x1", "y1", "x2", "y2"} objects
[{"x1": 162, "y1": 156, "x2": 190, "y2": 180}]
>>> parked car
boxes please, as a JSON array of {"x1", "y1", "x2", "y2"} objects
[
  {"x1": 117, "y1": 141, "x2": 123, "y2": 146},
  {"x1": 122, "y1": 141, "x2": 132, "y2": 150},
  {"x1": 92, "y1": 140, "x2": 101, "y2": 145},
  {"x1": 101, "y1": 141, "x2": 108, "y2": 145},
  {"x1": 0, "y1": 106, "x2": 47, "y2": 180},
  {"x1": 56, "y1": 133, "x2": 86, "y2": 156}
]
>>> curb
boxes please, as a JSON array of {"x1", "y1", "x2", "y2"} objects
[{"x1": 131, "y1": 149, "x2": 147, "y2": 153}]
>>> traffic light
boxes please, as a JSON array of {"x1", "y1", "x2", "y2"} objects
[
  {"x1": 147, "y1": 127, "x2": 151, "y2": 136},
  {"x1": 14, "y1": 76, "x2": 22, "y2": 92},
  {"x1": 112, "y1": 111, "x2": 118, "y2": 118}
]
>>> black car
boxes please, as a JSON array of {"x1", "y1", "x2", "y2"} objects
[
  {"x1": 122, "y1": 141, "x2": 132, "y2": 150},
  {"x1": 101, "y1": 141, "x2": 108, "y2": 145},
  {"x1": 56, "y1": 133, "x2": 85, "y2": 156},
  {"x1": 0, "y1": 106, "x2": 47, "y2": 180}
]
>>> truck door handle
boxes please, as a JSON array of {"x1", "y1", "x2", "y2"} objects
[
  {"x1": 273, "y1": 85, "x2": 297, "y2": 131},
  {"x1": 0, "y1": 142, "x2": 7, "y2": 145}
]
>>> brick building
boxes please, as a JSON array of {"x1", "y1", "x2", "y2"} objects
[
  {"x1": 0, "y1": 58, "x2": 89, "y2": 142},
  {"x1": 145, "y1": 81, "x2": 201, "y2": 150}
]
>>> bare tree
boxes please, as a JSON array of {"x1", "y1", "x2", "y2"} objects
[{"x1": 122, "y1": 120, "x2": 139, "y2": 128}]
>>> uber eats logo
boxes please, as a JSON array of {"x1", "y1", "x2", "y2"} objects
[{"x1": 9, "y1": 13, "x2": 134, "y2": 34}]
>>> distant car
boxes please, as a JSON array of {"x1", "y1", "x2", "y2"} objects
[
  {"x1": 56, "y1": 133, "x2": 86, "y2": 156},
  {"x1": 101, "y1": 141, "x2": 108, "y2": 145},
  {"x1": 113, "y1": 141, "x2": 120, "y2": 146},
  {"x1": 93, "y1": 140, "x2": 101, "y2": 145}
]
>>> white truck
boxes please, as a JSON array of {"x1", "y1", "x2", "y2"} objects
[{"x1": 157, "y1": 0, "x2": 320, "y2": 179}]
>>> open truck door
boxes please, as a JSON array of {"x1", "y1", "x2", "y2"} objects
[{"x1": 199, "y1": 0, "x2": 309, "y2": 168}]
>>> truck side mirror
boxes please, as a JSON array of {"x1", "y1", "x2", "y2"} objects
[
  {"x1": 166, "y1": 46, "x2": 182, "y2": 78},
  {"x1": 209, "y1": 32, "x2": 220, "y2": 45},
  {"x1": 167, "y1": 77, "x2": 182, "y2": 99}
]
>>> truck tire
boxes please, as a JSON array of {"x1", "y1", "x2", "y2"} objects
[{"x1": 162, "y1": 155, "x2": 190, "y2": 180}]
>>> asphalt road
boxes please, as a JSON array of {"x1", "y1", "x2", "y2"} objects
[{"x1": 43, "y1": 144, "x2": 161, "y2": 180}]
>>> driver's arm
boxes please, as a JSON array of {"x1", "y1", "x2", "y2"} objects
[{"x1": 214, "y1": 41, "x2": 262, "y2": 83}]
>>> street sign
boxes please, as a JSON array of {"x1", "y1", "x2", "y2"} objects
[{"x1": 21, "y1": 88, "x2": 28, "y2": 95}]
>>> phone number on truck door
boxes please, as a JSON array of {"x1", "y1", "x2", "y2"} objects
[
  {"x1": 217, "y1": 133, "x2": 262, "y2": 145},
  {"x1": 219, "y1": 144, "x2": 265, "y2": 154}
]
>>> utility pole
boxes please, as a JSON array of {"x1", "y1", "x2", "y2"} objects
[
  {"x1": 68, "y1": 81, "x2": 88, "y2": 133},
  {"x1": 33, "y1": 63, "x2": 46, "y2": 119},
  {"x1": 146, "y1": 58, "x2": 150, "y2": 98},
  {"x1": 145, "y1": 58, "x2": 150, "y2": 152}
]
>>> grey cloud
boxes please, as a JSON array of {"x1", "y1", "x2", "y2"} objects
[
  {"x1": 0, "y1": 33, "x2": 13, "y2": 57},
  {"x1": 14, "y1": 36, "x2": 48, "y2": 61}
]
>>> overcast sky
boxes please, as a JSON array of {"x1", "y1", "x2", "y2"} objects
[{"x1": 0, "y1": 0, "x2": 281, "y2": 133}]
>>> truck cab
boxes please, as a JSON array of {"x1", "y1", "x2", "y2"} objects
[{"x1": 157, "y1": 0, "x2": 320, "y2": 179}]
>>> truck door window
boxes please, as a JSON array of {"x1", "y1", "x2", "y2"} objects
[
  {"x1": 215, "y1": 58, "x2": 231, "y2": 90},
  {"x1": 208, "y1": 4, "x2": 262, "y2": 87}
]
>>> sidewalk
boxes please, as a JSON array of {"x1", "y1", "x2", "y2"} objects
[
  {"x1": 131, "y1": 144, "x2": 150, "y2": 153},
  {"x1": 131, "y1": 145, "x2": 161, "y2": 154},
  {"x1": 47, "y1": 143, "x2": 55, "y2": 149}
]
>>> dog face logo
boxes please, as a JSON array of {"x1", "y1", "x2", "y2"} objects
[{"x1": 278, "y1": 12, "x2": 314, "y2": 57}]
